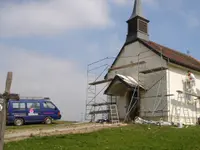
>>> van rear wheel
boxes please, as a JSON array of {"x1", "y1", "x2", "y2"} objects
[
  {"x1": 44, "y1": 117, "x2": 52, "y2": 125},
  {"x1": 14, "y1": 118, "x2": 24, "y2": 126}
]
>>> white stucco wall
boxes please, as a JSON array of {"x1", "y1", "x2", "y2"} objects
[
  {"x1": 106, "y1": 41, "x2": 168, "y2": 119},
  {"x1": 167, "y1": 63, "x2": 200, "y2": 125}
]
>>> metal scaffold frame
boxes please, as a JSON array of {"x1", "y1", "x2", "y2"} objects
[
  {"x1": 85, "y1": 57, "x2": 116, "y2": 122},
  {"x1": 122, "y1": 49, "x2": 173, "y2": 122},
  {"x1": 86, "y1": 45, "x2": 199, "y2": 124},
  {"x1": 85, "y1": 44, "x2": 200, "y2": 125},
  {"x1": 85, "y1": 49, "x2": 172, "y2": 123}
]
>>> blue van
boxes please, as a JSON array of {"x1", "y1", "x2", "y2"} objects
[{"x1": 7, "y1": 97, "x2": 61, "y2": 126}]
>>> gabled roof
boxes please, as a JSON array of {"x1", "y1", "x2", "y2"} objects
[
  {"x1": 140, "y1": 39, "x2": 200, "y2": 72},
  {"x1": 105, "y1": 38, "x2": 200, "y2": 79}
]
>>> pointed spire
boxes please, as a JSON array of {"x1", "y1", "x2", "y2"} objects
[
  {"x1": 129, "y1": 0, "x2": 143, "y2": 20},
  {"x1": 125, "y1": 0, "x2": 149, "y2": 42}
]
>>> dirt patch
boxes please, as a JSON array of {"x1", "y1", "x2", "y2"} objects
[{"x1": 5, "y1": 123, "x2": 127, "y2": 143}]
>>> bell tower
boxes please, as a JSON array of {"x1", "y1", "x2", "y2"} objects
[{"x1": 126, "y1": 0, "x2": 150, "y2": 43}]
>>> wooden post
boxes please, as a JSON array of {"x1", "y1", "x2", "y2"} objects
[
  {"x1": 0, "y1": 98, "x2": 6, "y2": 150},
  {"x1": 0, "y1": 72, "x2": 18, "y2": 150}
]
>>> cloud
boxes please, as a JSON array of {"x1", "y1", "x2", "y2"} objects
[
  {"x1": 0, "y1": 44, "x2": 86, "y2": 121},
  {"x1": 0, "y1": 0, "x2": 113, "y2": 37}
]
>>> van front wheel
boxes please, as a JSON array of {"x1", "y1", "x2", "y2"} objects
[
  {"x1": 14, "y1": 118, "x2": 24, "y2": 126},
  {"x1": 44, "y1": 117, "x2": 52, "y2": 125}
]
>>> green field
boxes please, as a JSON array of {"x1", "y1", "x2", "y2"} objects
[{"x1": 4, "y1": 124, "x2": 200, "y2": 150}]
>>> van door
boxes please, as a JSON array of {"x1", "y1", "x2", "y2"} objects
[
  {"x1": 8, "y1": 102, "x2": 26, "y2": 122},
  {"x1": 42, "y1": 101, "x2": 58, "y2": 119},
  {"x1": 26, "y1": 101, "x2": 43, "y2": 122}
]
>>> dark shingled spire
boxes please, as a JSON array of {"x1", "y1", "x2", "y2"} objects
[{"x1": 126, "y1": 0, "x2": 150, "y2": 43}]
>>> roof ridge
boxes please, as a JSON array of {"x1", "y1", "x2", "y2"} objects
[
  {"x1": 149, "y1": 40, "x2": 200, "y2": 64},
  {"x1": 188, "y1": 55, "x2": 200, "y2": 63},
  {"x1": 149, "y1": 41, "x2": 191, "y2": 58},
  {"x1": 139, "y1": 38, "x2": 200, "y2": 72}
]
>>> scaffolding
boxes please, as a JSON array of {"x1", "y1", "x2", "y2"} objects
[
  {"x1": 123, "y1": 49, "x2": 174, "y2": 122},
  {"x1": 85, "y1": 57, "x2": 116, "y2": 122},
  {"x1": 85, "y1": 46, "x2": 198, "y2": 124}
]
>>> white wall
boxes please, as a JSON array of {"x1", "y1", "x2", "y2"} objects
[
  {"x1": 106, "y1": 41, "x2": 168, "y2": 119},
  {"x1": 168, "y1": 63, "x2": 200, "y2": 124}
]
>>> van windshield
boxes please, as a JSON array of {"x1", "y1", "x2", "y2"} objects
[{"x1": 43, "y1": 101, "x2": 56, "y2": 109}]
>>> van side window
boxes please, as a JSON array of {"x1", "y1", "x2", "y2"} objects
[
  {"x1": 43, "y1": 102, "x2": 55, "y2": 109},
  {"x1": 13, "y1": 102, "x2": 25, "y2": 110},
  {"x1": 27, "y1": 102, "x2": 40, "y2": 109}
]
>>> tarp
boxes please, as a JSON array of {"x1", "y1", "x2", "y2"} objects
[{"x1": 116, "y1": 74, "x2": 145, "y2": 89}]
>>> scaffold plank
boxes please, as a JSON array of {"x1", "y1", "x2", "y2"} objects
[
  {"x1": 176, "y1": 90, "x2": 200, "y2": 99},
  {"x1": 89, "y1": 102, "x2": 117, "y2": 107},
  {"x1": 89, "y1": 110, "x2": 110, "y2": 115}
]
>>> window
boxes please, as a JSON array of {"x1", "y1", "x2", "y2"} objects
[
  {"x1": 43, "y1": 101, "x2": 56, "y2": 109},
  {"x1": 138, "y1": 19, "x2": 148, "y2": 33},
  {"x1": 27, "y1": 102, "x2": 40, "y2": 109},
  {"x1": 12, "y1": 102, "x2": 25, "y2": 110}
]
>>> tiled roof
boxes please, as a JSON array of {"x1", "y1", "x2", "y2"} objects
[
  {"x1": 104, "y1": 38, "x2": 200, "y2": 79},
  {"x1": 140, "y1": 39, "x2": 200, "y2": 72}
]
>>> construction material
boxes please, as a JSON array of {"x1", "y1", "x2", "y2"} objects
[{"x1": 134, "y1": 116, "x2": 172, "y2": 126}]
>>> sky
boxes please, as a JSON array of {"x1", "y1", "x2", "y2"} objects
[{"x1": 0, "y1": 0, "x2": 200, "y2": 121}]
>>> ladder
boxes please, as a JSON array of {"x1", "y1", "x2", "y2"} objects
[
  {"x1": 183, "y1": 107, "x2": 191, "y2": 125},
  {"x1": 109, "y1": 104, "x2": 119, "y2": 123},
  {"x1": 174, "y1": 91, "x2": 191, "y2": 125}
]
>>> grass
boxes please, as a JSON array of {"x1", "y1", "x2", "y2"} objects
[
  {"x1": 6, "y1": 120, "x2": 75, "y2": 131},
  {"x1": 4, "y1": 124, "x2": 200, "y2": 150}
]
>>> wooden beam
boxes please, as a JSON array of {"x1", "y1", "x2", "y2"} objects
[
  {"x1": 140, "y1": 67, "x2": 168, "y2": 74},
  {"x1": 89, "y1": 78, "x2": 113, "y2": 85},
  {"x1": 108, "y1": 61, "x2": 146, "y2": 71}
]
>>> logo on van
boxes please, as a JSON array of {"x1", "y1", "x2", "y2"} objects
[{"x1": 28, "y1": 108, "x2": 38, "y2": 116}]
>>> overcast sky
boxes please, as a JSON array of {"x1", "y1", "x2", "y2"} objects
[{"x1": 0, "y1": 0, "x2": 200, "y2": 121}]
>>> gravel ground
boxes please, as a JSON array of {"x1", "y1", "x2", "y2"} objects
[{"x1": 4, "y1": 123, "x2": 127, "y2": 143}]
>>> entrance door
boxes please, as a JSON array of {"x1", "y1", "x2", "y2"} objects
[{"x1": 126, "y1": 89, "x2": 139, "y2": 121}]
